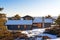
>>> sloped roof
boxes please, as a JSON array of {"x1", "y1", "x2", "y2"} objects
[
  {"x1": 6, "y1": 20, "x2": 32, "y2": 25},
  {"x1": 33, "y1": 17, "x2": 53, "y2": 23},
  {"x1": 44, "y1": 18, "x2": 53, "y2": 23},
  {"x1": 33, "y1": 17, "x2": 43, "y2": 23}
]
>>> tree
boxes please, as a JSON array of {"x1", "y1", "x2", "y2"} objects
[
  {"x1": 45, "y1": 15, "x2": 52, "y2": 18},
  {"x1": 55, "y1": 15, "x2": 60, "y2": 27},
  {"x1": 13, "y1": 14, "x2": 21, "y2": 20},
  {"x1": 0, "y1": 8, "x2": 4, "y2": 11}
]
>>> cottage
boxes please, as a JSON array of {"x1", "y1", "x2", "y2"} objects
[
  {"x1": 44, "y1": 18, "x2": 53, "y2": 28},
  {"x1": 33, "y1": 17, "x2": 53, "y2": 28},
  {"x1": 23, "y1": 15, "x2": 33, "y2": 20},
  {"x1": 33, "y1": 17, "x2": 43, "y2": 28},
  {"x1": 5, "y1": 20, "x2": 32, "y2": 30}
]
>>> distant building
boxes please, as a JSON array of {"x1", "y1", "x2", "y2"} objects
[
  {"x1": 44, "y1": 18, "x2": 53, "y2": 28},
  {"x1": 33, "y1": 17, "x2": 43, "y2": 28},
  {"x1": 33, "y1": 17, "x2": 53, "y2": 28},
  {"x1": 5, "y1": 20, "x2": 32, "y2": 31},
  {"x1": 5, "y1": 17, "x2": 54, "y2": 31}
]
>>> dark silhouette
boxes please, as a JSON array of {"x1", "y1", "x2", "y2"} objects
[{"x1": 0, "y1": 8, "x2": 4, "y2": 11}]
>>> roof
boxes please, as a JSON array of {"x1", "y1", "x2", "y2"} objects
[
  {"x1": 33, "y1": 17, "x2": 43, "y2": 23},
  {"x1": 33, "y1": 17, "x2": 53, "y2": 23},
  {"x1": 44, "y1": 18, "x2": 53, "y2": 23},
  {"x1": 6, "y1": 20, "x2": 32, "y2": 25}
]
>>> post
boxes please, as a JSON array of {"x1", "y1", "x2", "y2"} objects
[{"x1": 42, "y1": 17, "x2": 44, "y2": 28}]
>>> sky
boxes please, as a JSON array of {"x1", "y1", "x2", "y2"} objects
[{"x1": 0, "y1": 0, "x2": 60, "y2": 17}]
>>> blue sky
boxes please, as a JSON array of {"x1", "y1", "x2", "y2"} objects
[{"x1": 0, "y1": 0, "x2": 60, "y2": 17}]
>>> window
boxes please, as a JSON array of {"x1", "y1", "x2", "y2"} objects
[
  {"x1": 33, "y1": 24, "x2": 37, "y2": 26},
  {"x1": 19, "y1": 25, "x2": 24, "y2": 30},
  {"x1": 26, "y1": 25, "x2": 31, "y2": 30},
  {"x1": 7, "y1": 25, "x2": 18, "y2": 30}
]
